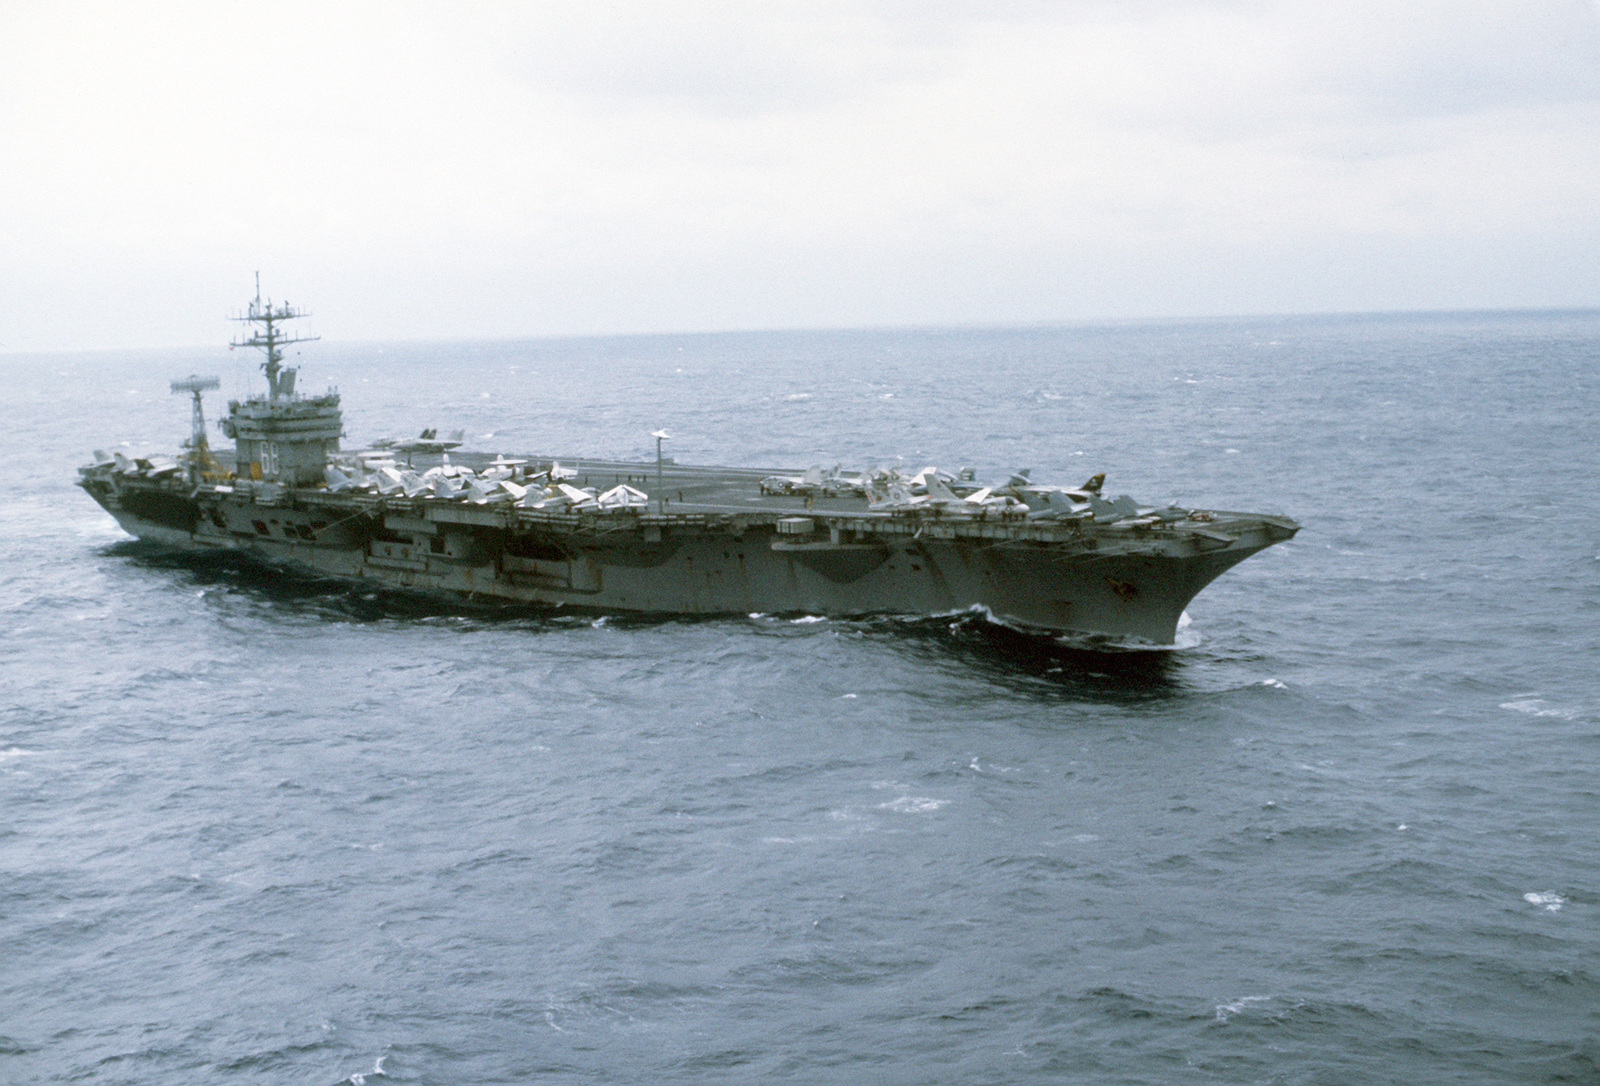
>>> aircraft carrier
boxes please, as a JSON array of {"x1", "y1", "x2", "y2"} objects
[{"x1": 78, "y1": 287, "x2": 1299, "y2": 644}]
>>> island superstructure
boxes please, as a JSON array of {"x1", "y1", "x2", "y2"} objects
[{"x1": 78, "y1": 287, "x2": 1299, "y2": 643}]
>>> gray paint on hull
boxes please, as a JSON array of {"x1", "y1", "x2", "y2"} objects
[{"x1": 97, "y1": 488, "x2": 1286, "y2": 643}]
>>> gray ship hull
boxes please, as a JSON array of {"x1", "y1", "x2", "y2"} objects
[{"x1": 81, "y1": 455, "x2": 1297, "y2": 644}]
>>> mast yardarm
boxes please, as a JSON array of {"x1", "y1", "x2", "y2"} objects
[{"x1": 229, "y1": 272, "x2": 319, "y2": 400}]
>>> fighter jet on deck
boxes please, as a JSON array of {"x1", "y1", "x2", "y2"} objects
[{"x1": 393, "y1": 428, "x2": 463, "y2": 453}]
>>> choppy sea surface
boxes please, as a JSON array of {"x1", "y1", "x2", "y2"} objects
[{"x1": 3, "y1": 311, "x2": 1598, "y2": 1084}]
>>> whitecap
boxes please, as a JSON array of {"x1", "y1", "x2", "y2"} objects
[
  {"x1": 789, "y1": 615, "x2": 826, "y2": 624},
  {"x1": 346, "y1": 1055, "x2": 388, "y2": 1084},
  {"x1": 1500, "y1": 698, "x2": 1578, "y2": 720},
  {"x1": 1524, "y1": 892, "x2": 1564, "y2": 912},
  {"x1": 784, "y1": 393, "x2": 812, "y2": 401},
  {"x1": 879, "y1": 796, "x2": 947, "y2": 814},
  {"x1": 1215, "y1": 994, "x2": 1272, "y2": 1022}
]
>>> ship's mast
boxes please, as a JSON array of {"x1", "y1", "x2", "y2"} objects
[{"x1": 229, "y1": 271, "x2": 319, "y2": 400}]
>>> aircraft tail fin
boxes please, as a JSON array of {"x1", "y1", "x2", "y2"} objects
[{"x1": 924, "y1": 475, "x2": 960, "y2": 504}]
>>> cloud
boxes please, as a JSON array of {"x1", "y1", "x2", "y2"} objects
[
  {"x1": 495, "y1": 5, "x2": 920, "y2": 116},
  {"x1": 0, "y1": 0, "x2": 1597, "y2": 349}
]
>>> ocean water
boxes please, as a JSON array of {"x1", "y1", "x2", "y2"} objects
[{"x1": 3, "y1": 311, "x2": 1598, "y2": 1084}]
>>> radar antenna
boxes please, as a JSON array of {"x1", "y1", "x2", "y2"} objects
[
  {"x1": 229, "y1": 271, "x2": 319, "y2": 400},
  {"x1": 170, "y1": 374, "x2": 222, "y2": 485}
]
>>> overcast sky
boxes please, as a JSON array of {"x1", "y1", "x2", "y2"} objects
[{"x1": 3, "y1": 0, "x2": 1598, "y2": 351}]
